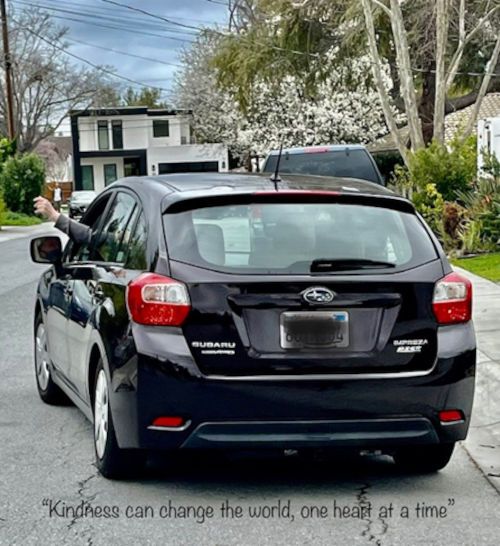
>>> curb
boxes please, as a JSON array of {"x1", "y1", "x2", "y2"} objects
[
  {"x1": 454, "y1": 267, "x2": 500, "y2": 493},
  {"x1": 0, "y1": 223, "x2": 56, "y2": 244}
]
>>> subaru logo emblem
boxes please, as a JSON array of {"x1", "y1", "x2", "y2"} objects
[{"x1": 302, "y1": 287, "x2": 336, "y2": 304}]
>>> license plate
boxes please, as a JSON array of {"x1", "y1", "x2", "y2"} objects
[{"x1": 280, "y1": 311, "x2": 349, "y2": 349}]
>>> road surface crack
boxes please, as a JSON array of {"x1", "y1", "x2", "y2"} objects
[
  {"x1": 66, "y1": 469, "x2": 99, "y2": 535},
  {"x1": 357, "y1": 482, "x2": 388, "y2": 546}
]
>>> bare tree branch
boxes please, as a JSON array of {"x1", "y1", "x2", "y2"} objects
[
  {"x1": 369, "y1": 0, "x2": 391, "y2": 17},
  {"x1": 433, "y1": 0, "x2": 449, "y2": 142},
  {"x1": 446, "y1": 1, "x2": 500, "y2": 90},
  {"x1": 0, "y1": 7, "x2": 118, "y2": 151},
  {"x1": 462, "y1": 32, "x2": 500, "y2": 140},
  {"x1": 361, "y1": 0, "x2": 408, "y2": 163},
  {"x1": 388, "y1": 0, "x2": 424, "y2": 150}
]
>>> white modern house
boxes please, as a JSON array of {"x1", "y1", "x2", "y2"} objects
[{"x1": 70, "y1": 107, "x2": 229, "y2": 192}]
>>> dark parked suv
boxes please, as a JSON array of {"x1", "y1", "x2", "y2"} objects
[
  {"x1": 262, "y1": 145, "x2": 384, "y2": 185},
  {"x1": 31, "y1": 173, "x2": 475, "y2": 479}
]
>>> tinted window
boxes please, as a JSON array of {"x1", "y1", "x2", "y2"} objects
[
  {"x1": 153, "y1": 120, "x2": 169, "y2": 138},
  {"x1": 163, "y1": 203, "x2": 437, "y2": 274},
  {"x1": 98, "y1": 120, "x2": 109, "y2": 150},
  {"x1": 112, "y1": 120, "x2": 123, "y2": 149},
  {"x1": 104, "y1": 164, "x2": 117, "y2": 186},
  {"x1": 93, "y1": 192, "x2": 137, "y2": 263},
  {"x1": 81, "y1": 166, "x2": 94, "y2": 190},
  {"x1": 264, "y1": 150, "x2": 380, "y2": 184},
  {"x1": 125, "y1": 212, "x2": 148, "y2": 269},
  {"x1": 67, "y1": 194, "x2": 112, "y2": 262}
]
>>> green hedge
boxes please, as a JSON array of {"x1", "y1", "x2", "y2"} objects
[{"x1": 0, "y1": 154, "x2": 45, "y2": 216}]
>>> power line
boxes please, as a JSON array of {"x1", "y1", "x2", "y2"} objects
[
  {"x1": 14, "y1": 0, "x2": 222, "y2": 27},
  {"x1": 10, "y1": 1, "x2": 198, "y2": 42},
  {"x1": 35, "y1": 13, "x2": 195, "y2": 44},
  {"x1": 100, "y1": 0, "x2": 203, "y2": 32},
  {"x1": 66, "y1": 37, "x2": 183, "y2": 68},
  {"x1": 203, "y1": 0, "x2": 229, "y2": 5},
  {"x1": 11, "y1": 0, "x2": 200, "y2": 36},
  {"x1": 11, "y1": 19, "x2": 179, "y2": 95}
]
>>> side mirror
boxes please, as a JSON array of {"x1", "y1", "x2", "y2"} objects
[{"x1": 30, "y1": 236, "x2": 63, "y2": 264}]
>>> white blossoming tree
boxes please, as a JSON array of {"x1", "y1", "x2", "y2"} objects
[{"x1": 175, "y1": 33, "x2": 393, "y2": 167}]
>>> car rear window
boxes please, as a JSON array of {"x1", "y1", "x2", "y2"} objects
[
  {"x1": 264, "y1": 149, "x2": 380, "y2": 183},
  {"x1": 163, "y1": 202, "x2": 437, "y2": 274}
]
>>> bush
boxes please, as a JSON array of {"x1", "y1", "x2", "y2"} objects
[
  {"x1": 0, "y1": 137, "x2": 16, "y2": 163},
  {"x1": 412, "y1": 183, "x2": 445, "y2": 237},
  {"x1": 0, "y1": 154, "x2": 45, "y2": 216},
  {"x1": 394, "y1": 136, "x2": 477, "y2": 201},
  {"x1": 457, "y1": 176, "x2": 500, "y2": 254}
]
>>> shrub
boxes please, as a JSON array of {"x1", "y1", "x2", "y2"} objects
[
  {"x1": 457, "y1": 176, "x2": 500, "y2": 254},
  {"x1": 0, "y1": 138, "x2": 16, "y2": 164},
  {"x1": 0, "y1": 154, "x2": 45, "y2": 216},
  {"x1": 412, "y1": 183, "x2": 445, "y2": 238},
  {"x1": 398, "y1": 136, "x2": 477, "y2": 201}
]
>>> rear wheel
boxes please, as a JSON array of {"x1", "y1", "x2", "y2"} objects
[
  {"x1": 393, "y1": 443, "x2": 455, "y2": 472},
  {"x1": 34, "y1": 313, "x2": 69, "y2": 405},
  {"x1": 93, "y1": 360, "x2": 146, "y2": 479}
]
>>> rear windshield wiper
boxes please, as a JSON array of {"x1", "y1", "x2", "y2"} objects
[{"x1": 310, "y1": 258, "x2": 396, "y2": 272}]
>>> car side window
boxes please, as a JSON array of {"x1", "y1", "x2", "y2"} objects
[
  {"x1": 66, "y1": 193, "x2": 113, "y2": 263},
  {"x1": 92, "y1": 192, "x2": 138, "y2": 263},
  {"x1": 125, "y1": 212, "x2": 148, "y2": 270}
]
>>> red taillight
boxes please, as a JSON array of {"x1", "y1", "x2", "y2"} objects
[
  {"x1": 439, "y1": 410, "x2": 464, "y2": 423},
  {"x1": 432, "y1": 272, "x2": 472, "y2": 325},
  {"x1": 127, "y1": 273, "x2": 190, "y2": 326},
  {"x1": 151, "y1": 416, "x2": 186, "y2": 428}
]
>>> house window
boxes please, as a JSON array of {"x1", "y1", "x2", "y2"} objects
[
  {"x1": 98, "y1": 120, "x2": 109, "y2": 150},
  {"x1": 81, "y1": 165, "x2": 94, "y2": 190},
  {"x1": 104, "y1": 164, "x2": 118, "y2": 186},
  {"x1": 112, "y1": 120, "x2": 123, "y2": 149},
  {"x1": 153, "y1": 119, "x2": 169, "y2": 138}
]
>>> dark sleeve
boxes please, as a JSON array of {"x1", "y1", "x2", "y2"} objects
[{"x1": 54, "y1": 214, "x2": 92, "y2": 245}]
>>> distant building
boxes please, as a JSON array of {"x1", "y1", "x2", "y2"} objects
[{"x1": 70, "y1": 107, "x2": 229, "y2": 192}]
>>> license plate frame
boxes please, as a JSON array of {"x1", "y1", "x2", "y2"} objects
[{"x1": 280, "y1": 311, "x2": 349, "y2": 350}]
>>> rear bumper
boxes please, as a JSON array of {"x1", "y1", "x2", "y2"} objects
[
  {"x1": 109, "y1": 323, "x2": 476, "y2": 451},
  {"x1": 180, "y1": 418, "x2": 440, "y2": 449}
]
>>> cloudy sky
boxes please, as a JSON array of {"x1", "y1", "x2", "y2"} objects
[{"x1": 10, "y1": 0, "x2": 229, "y2": 104}]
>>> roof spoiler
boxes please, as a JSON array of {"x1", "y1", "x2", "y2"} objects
[{"x1": 163, "y1": 191, "x2": 416, "y2": 215}]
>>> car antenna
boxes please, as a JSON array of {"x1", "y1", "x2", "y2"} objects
[{"x1": 269, "y1": 142, "x2": 283, "y2": 190}]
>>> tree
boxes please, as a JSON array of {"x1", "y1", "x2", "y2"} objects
[
  {"x1": 0, "y1": 7, "x2": 121, "y2": 152},
  {"x1": 175, "y1": 33, "x2": 392, "y2": 164},
  {"x1": 213, "y1": 0, "x2": 500, "y2": 162},
  {"x1": 122, "y1": 87, "x2": 168, "y2": 108}
]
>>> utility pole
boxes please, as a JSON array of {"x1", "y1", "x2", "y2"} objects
[{"x1": 1, "y1": 0, "x2": 15, "y2": 140}]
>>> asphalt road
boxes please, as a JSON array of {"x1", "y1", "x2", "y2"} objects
[{"x1": 1, "y1": 232, "x2": 499, "y2": 546}]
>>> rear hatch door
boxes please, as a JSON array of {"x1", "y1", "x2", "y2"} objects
[{"x1": 164, "y1": 192, "x2": 443, "y2": 377}]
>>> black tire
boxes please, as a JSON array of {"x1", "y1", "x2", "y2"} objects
[
  {"x1": 34, "y1": 312, "x2": 70, "y2": 405},
  {"x1": 393, "y1": 443, "x2": 455, "y2": 473},
  {"x1": 93, "y1": 359, "x2": 146, "y2": 479}
]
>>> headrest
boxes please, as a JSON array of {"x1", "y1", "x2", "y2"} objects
[{"x1": 194, "y1": 223, "x2": 225, "y2": 265}]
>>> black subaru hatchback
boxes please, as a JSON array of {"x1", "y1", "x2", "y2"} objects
[{"x1": 31, "y1": 173, "x2": 475, "y2": 479}]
